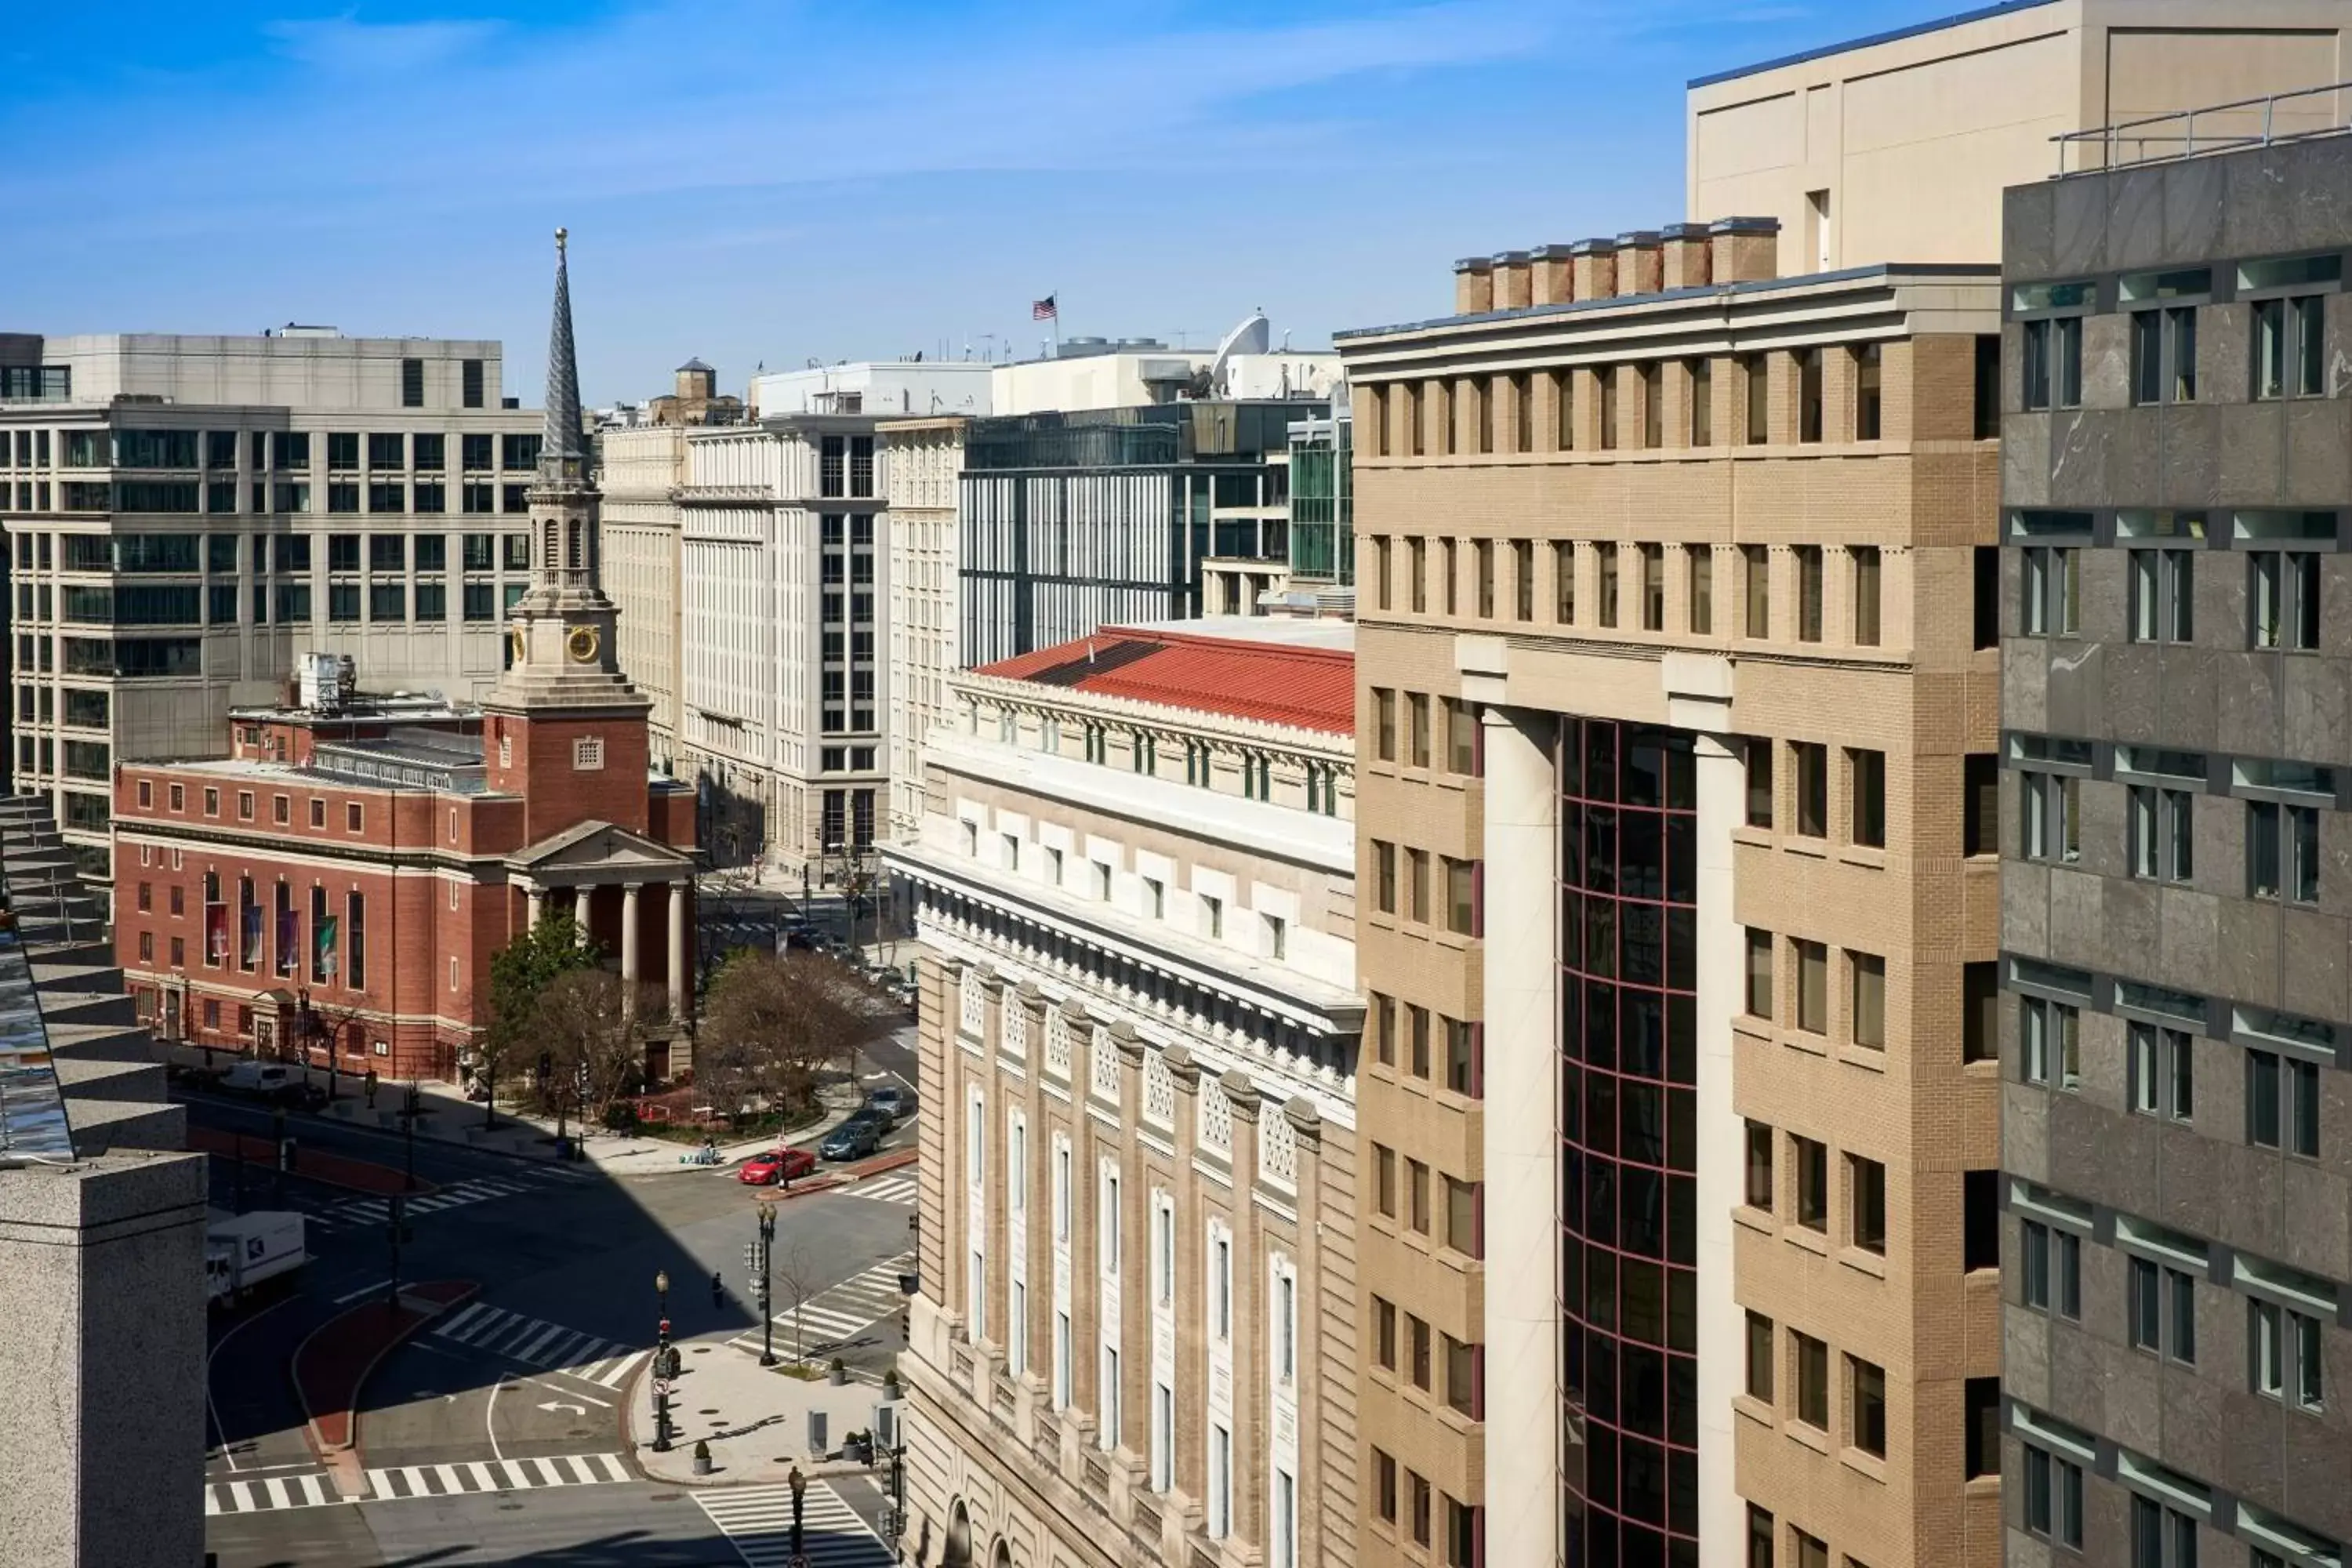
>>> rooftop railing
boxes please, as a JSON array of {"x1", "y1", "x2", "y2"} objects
[{"x1": 2056, "y1": 81, "x2": 2352, "y2": 176}]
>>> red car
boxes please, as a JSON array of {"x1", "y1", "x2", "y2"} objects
[{"x1": 738, "y1": 1147, "x2": 818, "y2": 1186}]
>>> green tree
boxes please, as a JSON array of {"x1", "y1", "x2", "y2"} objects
[{"x1": 482, "y1": 915, "x2": 597, "y2": 1128}]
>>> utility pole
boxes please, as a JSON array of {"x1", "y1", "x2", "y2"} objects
[{"x1": 403, "y1": 1080, "x2": 419, "y2": 1192}]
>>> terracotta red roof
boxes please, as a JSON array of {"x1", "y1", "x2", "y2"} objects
[{"x1": 977, "y1": 626, "x2": 1354, "y2": 735}]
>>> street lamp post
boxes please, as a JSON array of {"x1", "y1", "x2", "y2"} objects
[
  {"x1": 788, "y1": 1465, "x2": 806, "y2": 1557},
  {"x1": 652, "y1": 1269, "x2": 673, "y2": 1452},
  {"x1": 402, "y1": 1080, "x2": 419, "y2": 1192},
  {"x1": 753, "y1": 1205, "x2": 777, "y2": 1367}
]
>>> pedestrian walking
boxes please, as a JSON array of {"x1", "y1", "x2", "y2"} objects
[{"x1": 710, "y1": 1269, "x2": 724, "y2": 1309}]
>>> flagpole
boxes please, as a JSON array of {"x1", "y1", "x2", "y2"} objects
[{"x1": 1051, "y1": 289, "x2": 1059, "y2": 356}]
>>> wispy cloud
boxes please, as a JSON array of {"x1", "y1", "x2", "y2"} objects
[
  {"x1": 262, "y1": 14, "x2": 504, "y2": 74},
  {"x1": 0, "y1": 0, "x2": 1943, "y2": 399}
]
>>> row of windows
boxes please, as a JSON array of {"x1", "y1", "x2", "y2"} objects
[
  {"x1": 1367, "y1": 840, "x2": 1479, "y2": 935},
  {"x1": 1370, "y1": 1446, "x2": 1479, "y2": 1566},
  {"x1": 9, "y1": 479, "x2": 546, "y2": 517},
  {"x1": 1363, "y1": 534, "x2": 1893, "y2": 649},
  {"x1": 2016, "y1": 761, "x2": 2336, "y2": 906},
  {"x1": 2015, "y1": 254, "x2": 2341, "y2": 411},
  {"x1": 1, "y1": 426, "x2": 529, "y2": 474},
  {"x1": 958, "y1": 818, "x2": 1301, "y2": 974},
  {"x1": 2018, "y1": 533, "x2": 2330, "y2": 653},
  {"x1": 1370, "y1": 1141, "x2": 1483, "y2": 1258},
  {"x1": 1367, "y1": 993, "x2": 1479, "y2": 1096},
  {"x1": 1741, "y1": 928, "x2": 1891, "y2": 1051},
  {"x1": 10, "y1": 580, "x2": 524, "y2": 637},
  {"x1": 135, "y1": 777, "x2": 368, "y2": 833},
  {"x1": 2013, "y1": 1186, "x2": 2335, "y2": 1425},
  {"x1": 1741, "y1": 1118, "x2": 1999, "y2": 1269},
  {"x1": 2019, "y1": 993, "x2": 2326, "y2": 1158},
  {"x1": 1369, "y1": 1290, "x2": 1483, "y2": 1419},
  {"x1": 12, "y1": 528, "x2": 532, "y2": 574},
  {"x1": 126, "y1": 877, "x2": 369, "y2": 992},
  {"x1": 2013, "y1": 1409, "x2": 2340, "y2": 1564},
  {"x1": 1363, "y1": 337, "x2": 2000, "y2": 460},
  {"x1": 1741, "y1": 739, "x2": 1893, "y2": 849},
  {"x1": 975, "y1": 701, "x2": 1345, "y2": 817}
]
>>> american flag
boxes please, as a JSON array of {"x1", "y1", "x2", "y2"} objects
[{"x1": 1032, "y1": 295, "x2": 1058, "y2": 321}]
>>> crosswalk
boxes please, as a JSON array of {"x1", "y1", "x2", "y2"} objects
[
  {"x1": 729, "y1": 1254, "x2": 912, "y2": 1359},
  {"x1": 366, "y1": 1452, "x2": 631, "y2": 1501},
  {"x1": 695, "y1": 1481, "x2": 895, "y2": 1567},
  {"x1": 431, "y1": 1300, "x2": 650, "y2": 1388},
  {"x1": 308, "y1": 1175, "x2": 537, "y2": 1232},
  {"x1": 844, "y1": 1172, "x2": 916, "y2": 1207},
  {"x1": 205, "y1": 1471, "x2": 344, "y2": 1515}
]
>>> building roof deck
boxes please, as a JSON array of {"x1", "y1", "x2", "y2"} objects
[{"x1": 975, "y1": 619, "x2": 1354, "y2": 735}]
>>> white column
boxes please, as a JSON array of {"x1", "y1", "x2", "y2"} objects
[
  {"x1": 1479, "y1": 706, "x2": 1560, "y2": 1568},
  {"x1": 620, "y1": 883, "x2": 642, "y2": 1018},
  {"x1": 572, "y1": 884, "x2": 592, "y2": 937},
  {"x1": 526, "y1": 885, "x2": 544, "y2": 927},
  {"x1": 1693, "y1": 733, "x2": 1746, "y2": 1560},
  {"x1": 666, "y1": 880, "x2": 688, "y2": 1019}
]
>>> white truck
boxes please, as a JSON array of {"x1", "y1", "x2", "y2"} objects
[{"x1": 205, "y1": 1210, "x2": 307, "y2": 1308}]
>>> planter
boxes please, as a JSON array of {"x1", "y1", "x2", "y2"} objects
[
  {"x1": 692, "y1": 1439, "x2": 713, "y2": 1476},
  {"x1": 828, "y1": 1359, "x2": 848, "y2": 1386}
]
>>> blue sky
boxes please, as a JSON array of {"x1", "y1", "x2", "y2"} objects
[{"x1": 4, "y1": 0, "x2": 1983, "y2": 406}]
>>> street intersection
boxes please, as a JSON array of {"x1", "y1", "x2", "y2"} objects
[{"x1": 195, "y1": 1023, "x2": 920, "y2": 1566}]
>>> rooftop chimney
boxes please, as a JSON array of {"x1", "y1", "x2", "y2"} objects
[
  {"x1": 1492, "y1": 251, "x2": 1533, "y2": 310},
  {"x1": 1614, "y1": 231, "x2": 1663, "y2": 297},
  {"x1": 1570, "y1": 239, "x2": 1617, "y2": 303},
  {"x1": 1454, "y1": 256, "x2": 1496, "y2": 315},
  {"x1": 1531, "y1": 245, "x2": 1576, "y2": 307},
  {"x1": 1709, "y1": 216, "x2": 1780, "y2": 285},
  {"x1": 1661, "y1": 223, "x2": 1712, "y2": 290}
]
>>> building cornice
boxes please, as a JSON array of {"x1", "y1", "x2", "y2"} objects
[
  {"x1": 946, "y1": 672, "x2": 1355, "y2": 759},
  {"x1": 887, "y1": 840, "x2": 1362, "y2": 1037},
  {"x1": 1338, "y1": 267, "x2": 2001, "y2": 377},
  {"x1": 921, "y1": 731, "x2": 1354, "y2": 876}
]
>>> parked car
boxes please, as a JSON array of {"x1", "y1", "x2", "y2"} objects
[
  {"x1": 218, "y1": 1061, "x2": 316, "y2": 1107},
  {"x1": 862, "y1": 1086, "x2": 916, "y2": 1127},
  {"x1": 738, "y1": 1147, "x2": 818, "y2": 1186},
  {"x1": 819, "y1": 1120, "x2": 882, "y2": 1162}
]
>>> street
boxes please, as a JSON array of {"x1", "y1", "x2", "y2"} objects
[{"x1": 197, "y1": 1022, "x2": 922, "y2": 1567}]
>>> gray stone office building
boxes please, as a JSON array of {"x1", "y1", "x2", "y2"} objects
[{"x1": 2000, "y1": 120, "x2": 2352, "y2": 1566}]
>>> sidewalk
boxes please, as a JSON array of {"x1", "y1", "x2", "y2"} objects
[
  {"x1": 625, "y1": 1325, "x2": 902, "y2": 1487},
  {"x1": 187, "y1": 1123, "x2": 435, "y2": 1197},
  {"x1": 164, "y1": 1042, "x2": 869, "y2": 1178}
]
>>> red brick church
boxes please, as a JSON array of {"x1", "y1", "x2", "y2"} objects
[{"x1": 113, "y1": 232, "x2": 699, "y2": 1083}]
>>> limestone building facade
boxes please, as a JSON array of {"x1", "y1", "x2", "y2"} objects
[
  {"x1": 598, "y1": 423, "x2": 687, "y2": 771},
  {"x1": 880, "y1": 415, "x2": 967, "y2": 840},
  {"x1": 884, "y1": 619, "x2": 1359, "y2": 1568}
]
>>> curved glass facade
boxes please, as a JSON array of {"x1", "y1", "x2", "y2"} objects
[{"x1": 1559, "y1": 718, "x2": 1700, "y2": 1568}]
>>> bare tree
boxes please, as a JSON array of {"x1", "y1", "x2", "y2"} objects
[
  {"x1": 532, "y1": 969, "x2": 648, "y2": 1133},
  {"x1": 771, "y1": 1240, "x2": 822, "y2": 1367},
  {"x1": 699, "y1": 949, "x2": 890, "y2": 1120}
]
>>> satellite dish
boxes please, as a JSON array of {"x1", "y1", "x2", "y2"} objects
[{"x1": 1204, "y1": 310, "x2": 1272, "y2": 397}]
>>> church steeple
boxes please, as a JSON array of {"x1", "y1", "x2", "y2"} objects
[
  {"x1": 486, "y1": 228, "x2": 642, "y2": 720},
  {"x1": 542, "y1": 227, "x2": 587, "y2": 471}
]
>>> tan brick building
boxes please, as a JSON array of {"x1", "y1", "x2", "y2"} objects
[
  {"x1": 1340, "y1": 219, "x2": 2007, "y2": 1568},
  {"x1": 1335, "y1": 13, "x2": 2352, "y2": 1566},
  {"x1": 885, "y1": 619, "x2": 1359, "y2": 1568}
]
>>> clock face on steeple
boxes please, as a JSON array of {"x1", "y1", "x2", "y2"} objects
[
  {"x1": 568, "y1": 625, "x2": 601, "y2": 663},
  {"x1": 510, "y1": 628, "x2": 526, "y2": 666}
]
